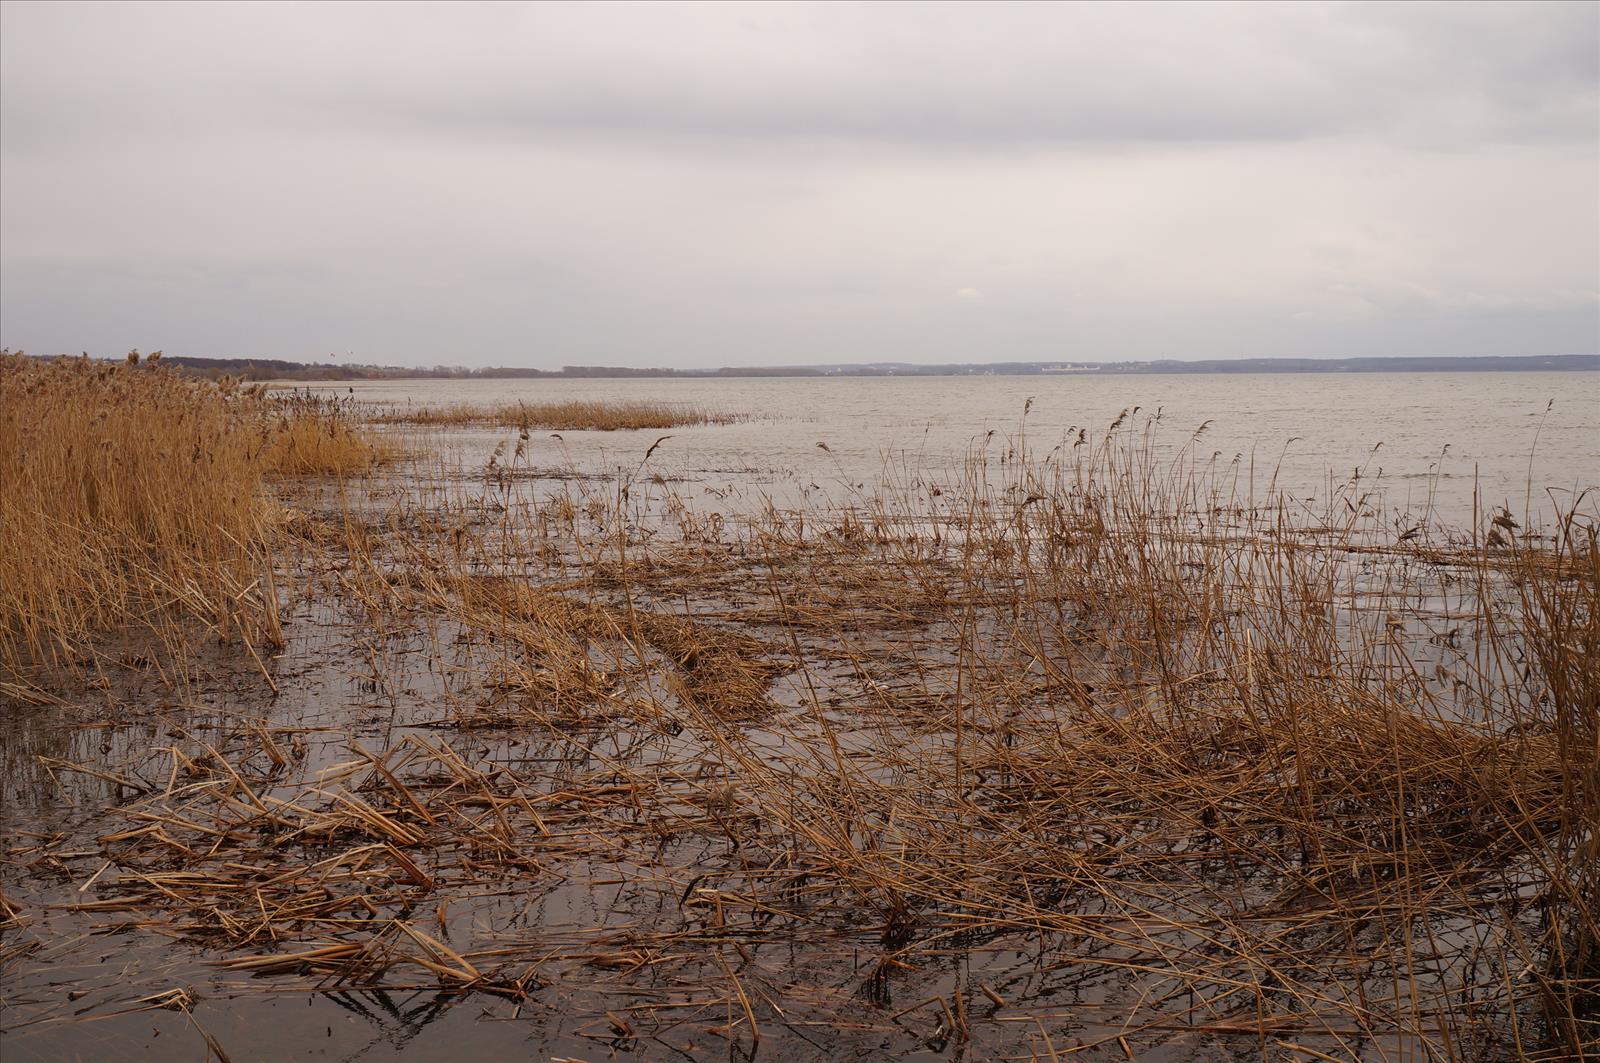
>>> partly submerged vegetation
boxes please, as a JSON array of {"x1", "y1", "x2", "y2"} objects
[
  {"x1": 0, "y1": 353, "x2": 388, "y2": 683},
  {"x1": 368, "y1": 399, "x2": 743, "y2": 431},
  {"x1": 260, "y1": 392, "x2": 395, "y2": 477},
  {"x1": 0, "y1": 377, "x2": 1594, "y2": 1060}
]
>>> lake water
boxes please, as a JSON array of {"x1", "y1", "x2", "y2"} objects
[
  {"x1": 292, "y1": 371, "x2": 1599, "y2": 527},
  {"x1": 5, "y1": 370, "x2": 1591, "y2": 1063}
]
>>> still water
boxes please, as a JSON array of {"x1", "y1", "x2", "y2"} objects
[
  {"x1": 303, "y1": 372, "x2": 1600, "y2": 527},
  {"x1": 3, "y1": 370, "x2": 1592, "y2": 1063}
]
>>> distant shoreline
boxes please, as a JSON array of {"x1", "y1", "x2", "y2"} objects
[{"x1": 14, "y1": 351, "x2": 1598, "y2": 382}]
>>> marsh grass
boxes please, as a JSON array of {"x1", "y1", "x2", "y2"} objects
[
  {"x1": 0, "y1": 354, "x2": 389, "y2": 681},
  {"x1": 329, "y1": 415, "x2": 1591, "y2": 1059},
  {"x1": 367, "y1": 399, "x2": 743, "y2": 431},
  {"x1": 6, "y1": 399, "x2": 1595, "y2": 1060},
  {"x1": 263, "y1": 392, "x2": 396, "y2": 476}
]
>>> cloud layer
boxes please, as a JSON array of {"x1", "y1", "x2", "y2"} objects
[{"x1": 2, "y1": 1, "x2": 1596, "y2": 366}]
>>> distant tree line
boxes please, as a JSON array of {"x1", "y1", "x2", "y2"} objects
[{"x1": 7, "y1": 350, "x2": 1595, "y2": 382}]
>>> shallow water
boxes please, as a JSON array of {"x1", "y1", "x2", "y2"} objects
[
  {"x1": 4, "y1": 373, "x2": 1594, "y2": 1061},
  {"x1": 292, "y1": 372, "x2": 1600, "y2": 527}
]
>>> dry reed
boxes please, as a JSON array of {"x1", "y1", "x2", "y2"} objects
[
  {"x1": 0, "y1": 354, "x2": 389, "y2": 681},
  {"x1": 262, "y1": 392, "x2": 395, "y2": 476},
  {"x1": 367, "y1": 399, "x2": 742, "y2": 431},
  {"x1": 4, "y1": 404, "x2": 1595, "y2": 1061}
]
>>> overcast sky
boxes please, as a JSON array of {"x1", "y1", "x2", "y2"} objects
[{"x1": 1, "y1": 1, "x2": 1596, "y2": 368}]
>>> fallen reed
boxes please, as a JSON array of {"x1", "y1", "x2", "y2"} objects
[
  {"x1": 4, "y1": 406, "x2": 1594, "y2": 1060},
  {"x1": 324, "y1": 415, "x2": 1590, "y2": 1059}
]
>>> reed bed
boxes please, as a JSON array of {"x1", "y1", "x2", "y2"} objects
[
  {"x1": 2, "y1": 409, "x2": 1594, "y2": 1060},
  {"x1": 0, "y1": 354, "x2": 388, "y2": 682},
  {"x1": 367, "y1": 399, "x2": 742, "y2": 431},
  {"x1": 261, "y1": 392, "x2": 396, "y2": 476},
  {"x1": 0, "y1": 353, "x2": 279, "y2": 678}
]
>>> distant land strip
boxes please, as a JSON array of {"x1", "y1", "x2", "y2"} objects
[{"x1": 9, "y1": 351, "x2": 1598, "y2": 381}]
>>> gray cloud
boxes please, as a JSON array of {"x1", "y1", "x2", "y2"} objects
[{"x1": 2, "y1": 0, "x2": 1596, "y2": 366}]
